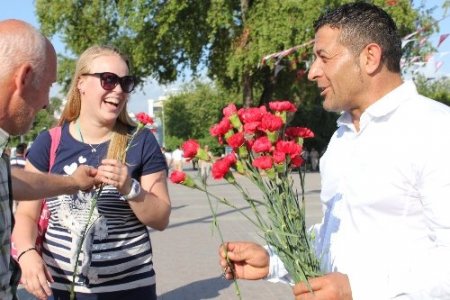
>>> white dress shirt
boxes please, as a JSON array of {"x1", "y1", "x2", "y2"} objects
[{"x1": 268, "y1": 81, "x2": 450, "y2": 299}]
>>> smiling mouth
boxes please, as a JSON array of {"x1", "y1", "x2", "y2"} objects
[
  {"x1": 319, "y1": 86, "x2": 328, "y2": 96},
  {"x1": 103, "y1": 99, "x2": 119, "y2": 107}
]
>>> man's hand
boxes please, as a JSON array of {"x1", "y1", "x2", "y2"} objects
[
  {"x1": 219, "y1": 241, "x2": 269, "y2": 280},
  {"x1": 70, "y1": 165, "x2": 99, "y2": 192},
  {"x1": 292, "y1": 272, "x2": 352, "y2": 300}
]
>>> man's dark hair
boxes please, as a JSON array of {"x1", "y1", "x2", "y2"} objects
[
  {"x1": 314, "y1": 2, "x2": 402, "y2": 73},
  {"x1": 15, "y1": 143, "x2": 27, "y2": 155}
]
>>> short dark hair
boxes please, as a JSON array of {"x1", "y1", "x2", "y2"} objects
[
  {"x1": 15, "y1": 143, "x2": 27, "y2": 155},
  {"x1": 314, "y1": 2, "x2": 402, "y2": 73}
]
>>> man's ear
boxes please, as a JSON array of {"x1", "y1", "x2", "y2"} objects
[
  {"x1": 14, "y1": 63, "x2": 34, "y2": 94},
  {"x1": 361, "y1": 43, "x2": 382, "y2": 75}
]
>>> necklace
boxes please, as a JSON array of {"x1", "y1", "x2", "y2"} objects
[{"x1": 76, "y1": 120, "x2": 103, "y2": 153}]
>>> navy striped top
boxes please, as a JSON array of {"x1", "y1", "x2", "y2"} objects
[{"x1": 27, "y1": 123, "x2": 167, "y2": 293}]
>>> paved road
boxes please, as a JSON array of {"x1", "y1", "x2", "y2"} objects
[
  {"x1": 17, "y1": 169, "x2": 323, "y2": 300},
  {"x1": 153, "y1": 169, "x2": 323, "y2": 300}
]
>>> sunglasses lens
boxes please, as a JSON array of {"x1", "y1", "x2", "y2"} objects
[
  {"x1": 100, "y1": 73, "x2": 119, "y2": 90},
  {"x1": 121, "y1": 76, "x2": 136, "y2": 93}
]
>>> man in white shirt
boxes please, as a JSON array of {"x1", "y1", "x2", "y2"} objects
[{"x1": 219, "y1": 3, "x2": 450, "y2": 300}]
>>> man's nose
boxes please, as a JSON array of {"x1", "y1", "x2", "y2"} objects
[{"x1": 307, "y1": 60, "x2": 320, "y2": 81}]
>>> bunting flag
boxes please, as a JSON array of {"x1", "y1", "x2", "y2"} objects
[
  {"x1": 274, "y1": 64, "x2": 285, "y2": 76},
  {"x1": 424, "y1": 53, "x2": 434, "y2": 63},
  {"x1": 260, "y1": 39, "x2": 314, "y2": 66},
  {"x1": 409, "y1": 56, "x2": 421, "y2": 63},
  {"x1": 402, "y1": 30, "x2": 420, "y2": 41},
  {"x1": 401, "y1": 39, "x2": 416, "y2": 48},
  {"x1": 437, "y1": 33, "x2": 449, "y2": 48},
  {"x1": 413, "y1": 62, "x2": 426, "y2": 67},
  {"x1": 435, "y1": 61, "x2": 444, "y2": 72},
  {"x1": 419, "y1": 37, "x2": 428, "y2": 47}
]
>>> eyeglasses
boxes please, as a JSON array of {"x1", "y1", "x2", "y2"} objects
[{"x1": 82, "y1": 72, "x2": 137, "y2": 93}]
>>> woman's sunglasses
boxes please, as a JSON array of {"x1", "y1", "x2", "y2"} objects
[{"x1": 82, "y1": 72, "x2": 137, "y2": 93}]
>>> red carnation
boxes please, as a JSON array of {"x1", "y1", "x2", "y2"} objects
[
  {"x1": 273, "y1": 151, "x2": 286, "y2": 164},
  {"x1": 285, "y1": 127, "x2": 315, "y2": 139},
  {"x1": 291, "y1": 155, "x2": 304, "y2": 168},
  {"x1": 169, "y1": 170, "x2": 186, "y2": 184},
  {"x1": 252, "y1": 156, "x2": 273, "y2": 170},
  {"x1": 212, "y1": 158, "x2": 232, "y2": 179},
  {"x1": 210, "y1": 118, "x2": 232, "y2": 137},
  {"x1": 135, "y1": 112, "x2": 154, "y2": 125},
  {"x1": 182, "y1": 139, "x2": 200, "y2": 160},
  {"x1": 243, "y1": 122, "x2": 261, "y2": 134},
  {"x1": 269, "y1": 101, "x2": 297, "y2": 113},
  {"x1": 226, "y1": 132, "x2": 245, "y2": 148},
  {"x1": 223, "y1": 153, "x2": 237, "y2": 166},
  {"x1": 223, "y1": 103, "x2": 238, "y2": 117},
  {"x1": 238, "y1": 107, "x2": 264, "y2": 124},
  {"x1": 260, "y1": 114, "x2": 283, "y2": 132},
  {"x1": 276, "y1": 140, "x2": 302, "y2": 158},
  {"x1": 252, "y1": 136, "x2": 272, "y2": 153}
]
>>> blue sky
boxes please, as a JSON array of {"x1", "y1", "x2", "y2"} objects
[{"x1": 1, "y1": 1, "x2": 449, "y2": 113}]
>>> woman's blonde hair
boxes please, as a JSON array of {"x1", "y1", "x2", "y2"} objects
[{"x1": 58, "y1": 45, "x2": 136, "y2": 162}]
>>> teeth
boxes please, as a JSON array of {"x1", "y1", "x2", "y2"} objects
[{"x1": 104, "y1": 98, "x2": 119, "y2": 105}]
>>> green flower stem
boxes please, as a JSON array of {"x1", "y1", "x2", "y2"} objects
[
  {"x1": 195, "y1": 185, "x2": 261, "y2": 229},
  {"x1": 70, "y1": 185, "x2": 103, "y2": 300},
  {"x1": 203, "y1": 183, "x2": 242, "y2": 300}
]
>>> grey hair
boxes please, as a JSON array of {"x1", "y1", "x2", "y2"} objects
[{"x1": 0, "y1": 21, "x2": 48, "y2": 88}]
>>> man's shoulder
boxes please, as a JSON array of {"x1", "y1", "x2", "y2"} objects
[{"x1": 401, "y1": 95, "x2": 450, "y2": 122}]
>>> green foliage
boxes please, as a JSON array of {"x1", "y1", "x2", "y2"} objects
[
  {"x1": 34, "y1": 0, "x2": 440, "y2": 154},
  {"x1": 35, "y1": 0, "x2": 428, "y2": 100},
  {"x1": 163, "y1": 135, "x2": 183, "y2": 152},
  {"x1": 163, "y1": 81, "x2": 240, "y2": 141},
  {"x1": 415, "y1": 75, "x2": 450, "y2": 106}
]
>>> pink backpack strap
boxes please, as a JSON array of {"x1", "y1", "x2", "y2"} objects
[
  {"x1": 12, "y1": 126, "x2": 62, "y2": 259},
  {"x1": 35, "y1": 126, "x2": 61, "y2": 251},
  {"x1": 48, "y1": 126, "x2": 62, "y2": 169}
]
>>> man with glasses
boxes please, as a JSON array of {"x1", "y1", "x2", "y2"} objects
[{"x1": 0, "y1": 19, "x2": 99, "y2": 300}]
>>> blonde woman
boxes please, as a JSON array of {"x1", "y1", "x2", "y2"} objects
[{"x1": 13, "y1": 45, "x2": 171, "y2": 300}]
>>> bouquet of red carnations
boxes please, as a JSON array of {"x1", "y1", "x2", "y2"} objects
[{"x1": 170, "y1": 101, "x2": 322, "y2": 286}]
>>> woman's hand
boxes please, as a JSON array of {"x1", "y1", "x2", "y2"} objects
[
  {"x1": 97, "y1": 159, "x2": 131, "y2": 195},
  {"x1": 19, "y1": 249, "x2": 53, "y2": 300}
]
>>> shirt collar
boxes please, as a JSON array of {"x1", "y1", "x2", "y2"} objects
[
  {"x1": 0, "y1": 127, "x2": 10, "y2": 156},
  {"x1": 336, "y1": 80, "x2": 418, "y2": 129}
]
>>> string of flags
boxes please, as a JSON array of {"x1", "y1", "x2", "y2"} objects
[{"x1": 261, "y1": 17, "x2": 449, "y2": 75}]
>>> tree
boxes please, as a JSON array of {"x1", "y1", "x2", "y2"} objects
[
  {"x1": 35, "y1": 0, "x2": 431, "y2": 106},
  {"x1": 163, "y1": 81, "x2": 239, "y2": 142},
  {"x1": 35, "y1": 0, "x2": 441, "y2": 154},
  {"x1": 415, "y1": 75, "x2": 450, "y2": 107}
]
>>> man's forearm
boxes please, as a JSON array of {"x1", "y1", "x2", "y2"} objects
[{"x1": 11, "y1": 168, "x2": 78, "y2": 200}]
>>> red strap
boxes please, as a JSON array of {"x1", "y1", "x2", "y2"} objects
[{"x1": 48, "y1": 126, "x2": 61, "y2": 170}]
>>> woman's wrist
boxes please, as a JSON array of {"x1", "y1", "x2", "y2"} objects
[
  {"x1": 17, "y1": 247, "x2": 37, "y2": 262},
  {"x1": 121, "y1": 178, "x2": 142, "y2": 201}
]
